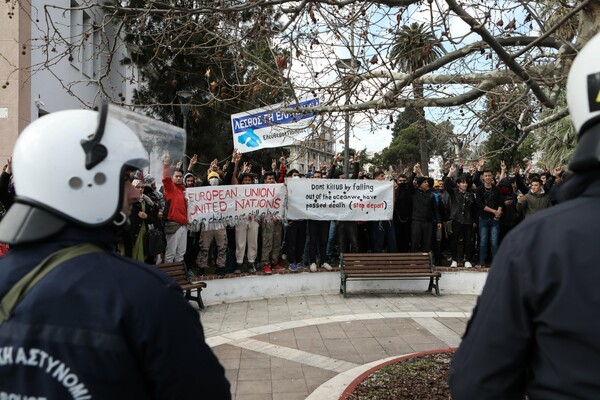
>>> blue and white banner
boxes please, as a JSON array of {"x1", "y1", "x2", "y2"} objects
[{"x1": 231, "y1": 96, "x2": 320, "y2": 154}]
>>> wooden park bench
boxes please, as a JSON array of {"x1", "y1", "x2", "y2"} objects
[
  {"x1": 339, "y1": 253, "x2": 441, "y2": 297},
  {"x1": 156, "y1": 262, "x2": 207, "y2": 309}
]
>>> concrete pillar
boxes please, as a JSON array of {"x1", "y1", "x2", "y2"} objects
[{"x1": 0, "y1": 1, "x2": 31, "y2": 163}]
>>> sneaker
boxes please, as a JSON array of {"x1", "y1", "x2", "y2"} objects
[
  {"x1": 297, "y1": 262, "x2": 308, "y2": 270},
  {"x1": 309, "y1": 263, "x2": 317, "y2": 272},
  {"x1": 272, "y1": 264, "x2": 285, "y2": 271},
  {"x1": 450, "y1": 260, "x2": 458, "y2": 268},
  {"x1": 474, "y1": 264, "x2": 483, "y2": 269},
  {"x1": 217, "y1": 268, "x2": 226, "y2": 278},
  {"x1": 263, "y1": 265, "x2": 272, "y2": 275},
  {"x1": 289, "y1": 263, "x2": 299, "y2": 272},
  {"x1": 322, "y1": 262, "x2": 333, "y2": 271},
  {"x1": 248, "y1": 263, "x2": 257, "y2": 274},
  {"x1": 464, "y1": 261, "x2": 473, "y2": 269},
  {"x1": 186, "y1": 269, "x2": 196, "y2": 278}
]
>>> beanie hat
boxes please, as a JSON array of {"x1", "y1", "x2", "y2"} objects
[
  {"x1": 416, "y1": 176, "x2": 428, "y2": 186},
  {"x1": 498, "y1": 177, "x2": 512, "y2": 187},
  {"x1": 143, "y1": 174, "x2": 155, "y2": 184},
  {"x1": 207, "y1": 171, "x2": 221, "y2": 181}
]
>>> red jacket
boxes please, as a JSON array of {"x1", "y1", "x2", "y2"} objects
[{"x1": 162, "y1": 164, "x2": 188, "y2": 225}]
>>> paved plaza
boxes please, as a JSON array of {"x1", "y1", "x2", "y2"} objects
[{"x1": 200, "y1": 292, "x2": 478, "y2": 400}]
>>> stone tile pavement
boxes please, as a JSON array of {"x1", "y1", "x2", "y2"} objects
[{"x1": 200, "y1": 293, "x2": 478, "y2": 400}]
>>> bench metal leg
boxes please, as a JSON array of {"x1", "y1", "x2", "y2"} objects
[
  {"x1": 186, "y1": 289, "x2": 205, "y2": 310},
  {"x1": 340, "y1": 277, "x2": 347, "y2": 298},
  {"x1": 426, "y1": 277, "x2": 440, "y2": 296}
]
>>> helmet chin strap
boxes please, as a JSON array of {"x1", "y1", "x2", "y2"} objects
[{"x1": 113, "y1": 211, "x2": 128, "y2": 226}]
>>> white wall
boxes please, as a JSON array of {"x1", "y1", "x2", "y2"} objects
[
  {"x1": 200, "y1": 270, "x2": 487, "y2": 305},
  {"x1": 30, "y1": 0, "x2": 135, "y2": 118}
]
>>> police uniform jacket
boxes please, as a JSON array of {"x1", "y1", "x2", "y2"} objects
[
  {"x1": 0, "y1": 226, "x2": 231, "y2": 399},
  {"x1": 450, "y1": 178, "x2": 600, "y2": 399}
]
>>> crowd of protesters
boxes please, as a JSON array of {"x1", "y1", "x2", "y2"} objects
[{"x1": 0, "y1": 150, "x2": 566, "y2": 273}]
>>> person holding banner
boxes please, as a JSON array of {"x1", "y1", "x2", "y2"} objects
[
  {"x1": 283, "y1": 168, "x2": 307, "y2": 272},
  {"x1": 196, "y1": 170, "x2": 229, "y2": 277},
  {"x1": 307, "y1": 169, "x2": 334, "y2": 272},
  {"x1": 233, "y1": 169, "x2": 260, "y2": 274},
  {"x1": 367, "y1": 170, "x2": 398, "y2": 253},
  {"x1": 335, "y1": 152, "x2": 361, "y2": 255},
  {"x1": 259, "y1": 171, "x2": 284, "y2": 274}
]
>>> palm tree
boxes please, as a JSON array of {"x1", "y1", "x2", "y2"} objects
[
  {"x1": 390, "y1": 22, "x2": 443, "y2": 175},
  {"x1": 534, "y1": 97, "x2": 577, "y2": 168}
]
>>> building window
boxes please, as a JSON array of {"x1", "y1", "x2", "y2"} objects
[
  {"x1": 82, "y1": 11, "x2": 93, "y2": 77},
  {"x1": 70, "y1": 1, "x2": 97, "y2": 78}
]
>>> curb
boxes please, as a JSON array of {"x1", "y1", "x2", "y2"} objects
[{"x1": 338, "y1": 347, "x2": 456, "y2": 400}]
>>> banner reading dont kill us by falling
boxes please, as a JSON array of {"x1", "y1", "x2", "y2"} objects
[
  {"x1": 231, "y1": 96, "x2": 320, "y2": 154},
  {"x1": 285, "y1": 179, "x2": 394, "y2": 221}
]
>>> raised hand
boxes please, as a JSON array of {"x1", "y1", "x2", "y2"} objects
[
  {"x1": 553, "y1": 166, "x2": 563, "y2": 176},
  {"x1": 232, "y1": 149, "x2": 241, "y2": 164}
]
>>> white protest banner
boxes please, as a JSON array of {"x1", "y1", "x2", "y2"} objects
[
  {"x1": 186, "y1": 184, "x2": 286, "y2": 231},
  {"x1": 231, "y1": 95, "x2": 320, "y2": 154},
  {"x1": 285, "y1": 179, "x2": 394, "y2": 221}
]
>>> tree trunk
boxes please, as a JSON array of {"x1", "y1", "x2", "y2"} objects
[
  {"x1": 414, "y1": 83, "x2": 429, "y2": 175},
  {"x1": 577, "y1": 2, "x2": 600, "y2": 46}
]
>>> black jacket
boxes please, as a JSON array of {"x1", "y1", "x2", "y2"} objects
[
  {"x1": 444, "y1": 176, "x2": 476, "y2": 225},
  {"x1": 450, "y1": 177, "x2": 600, "y2": 399},
  {"x1": 411, "y1": 188, "x2": 441, "y2": 223},
  {"x1": 475, "y1": 184, "x2": 502, "y2": 220},
  {"x1": 0, "y1": 226, "x2": 231, "y2": 399}
]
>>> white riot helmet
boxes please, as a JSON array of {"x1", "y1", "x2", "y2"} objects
[
  {"x1": 567, "y1": 32, "x2": 600, "y2": 172},
  {"x1": 0, "y1": 104, "x2": 185, "y2": 244}
]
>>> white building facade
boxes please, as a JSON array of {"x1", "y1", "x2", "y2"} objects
[{"x1": 0, "y1": 0, "x2": 136, "y2": 162}]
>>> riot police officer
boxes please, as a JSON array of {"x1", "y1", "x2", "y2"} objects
[
  {"x1": 450, "y1": 31, "x2": 600, "y2": 399},
  {"x1": 0, "y1": 106, "x2": 230, "y2": 398}
]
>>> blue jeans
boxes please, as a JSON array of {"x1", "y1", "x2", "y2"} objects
[
  {"x1": 368, "y1": 220, "x2": 398, "y2": 253},
  {"x1": 478, "y1": 217, "x2": 500, "y2": 265},
  {"x1": 326, "y1": 221, "x2": 336, "y2": 260}
]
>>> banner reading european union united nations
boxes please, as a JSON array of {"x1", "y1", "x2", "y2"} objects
[
  {"x1": 186, "y1": 184, "x2": 286, "y2": 231},
  {"x1": 231, "y1": 96, "x2": 320, "y2": 154},
  {"x1": 286, "y1": 179, "x2": 394, "y2": 221}
]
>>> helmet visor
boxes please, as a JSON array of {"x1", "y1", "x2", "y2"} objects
[{"x1": 107, "y1": 105, "x2": 186, "y2": 182}]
